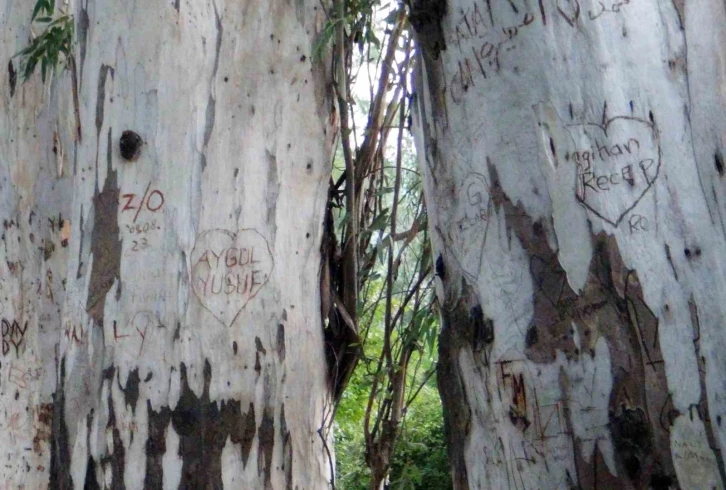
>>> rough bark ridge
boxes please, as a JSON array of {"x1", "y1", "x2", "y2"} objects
[
  {"x1": 412, "y1": 0, "x2": 726, "y2": 488},
  {"x1": 1, "y1": 0, "x2": 336, "y2": 488}
]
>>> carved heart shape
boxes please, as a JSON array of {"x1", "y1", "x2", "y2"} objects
[
  {"x1": 191, "y1": 229, "x2": 274, "y2": 326},
  {"x1": 568, "y1": 116, "x2": 661, "y2": 226},
  {"x1": 448, "y1": 173, "x2": 492, "y2": 280}
]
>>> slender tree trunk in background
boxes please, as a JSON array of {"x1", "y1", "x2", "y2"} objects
[
  {"x1": 1, "y1": 0, "x2": 336, "y2": 488},
  {"x1": 412, "y1": 0, "x2": 726, "y2": 487}
]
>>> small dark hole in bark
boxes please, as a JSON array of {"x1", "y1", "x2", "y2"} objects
[
  {"x1": 233, "y1": 341, "x2": 238, "y2": 354},
  {"x1": 549, "y1": 138, "x2": 556, "y2": 157},
  {"x1": 715, "y1": 151, "x2": 725, "y2": 176},
  {"x1": 629, "y1": 100, "x2": 634, "y2": 112},
  {"x1": 525, "y1": 326, "x2": 538, "y2": 347},
  {"x1": 300, "y1": 55, "x2": 307, "y2": 62},
  {"x1": 649, "y1": 111, "x2": 655, "y2": 124},
  {"x1": 306, "y1": 233, "x2": 310, "y2": 238},
  {"x1": 684, "y1": 247, "x2": 701, "y2": 259},
  {"x1": 224, "y1": 76, "x2": 229, "y2": 82},
  {"x1": 718, "y1": 415, "x2": 722, "y2": 426},
  {"x1": 435, "y1": 255, "x2": 446, "y2": 280},
  {"x1": 119, "y1": 130, "x2": 143, "y2": 162}
]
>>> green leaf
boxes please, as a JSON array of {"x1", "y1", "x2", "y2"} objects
[
  {"x1": 368, "y1": 208, "x2": 389, "y2": 232},
  {"x1": 15, "y1": 10, "x2": 74, "y2": 84},
  {"x1": 311, "y1": 19, "x2": 339, "y2": 62},
  {"x1": 31, "y1": 1, "x2": 45, "y2": 21}
]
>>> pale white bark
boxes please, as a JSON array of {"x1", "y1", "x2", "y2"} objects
[
  {"x1": 412, "y1": 0, "x2": 726, "y2": 488},
  {"x1": 1, "y1": 0, "x2": 337, "y2": 488}
]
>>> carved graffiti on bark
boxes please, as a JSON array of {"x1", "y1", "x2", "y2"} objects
[
  {"x1": 566, "y1": 115, "x2": 661, "y2": 226},
  {"x1": 191, "y1": 229, "x2": 274, "y2": 326},
  {"x1": 448, "y1": 172, "x2": 492, "y2": 280}
]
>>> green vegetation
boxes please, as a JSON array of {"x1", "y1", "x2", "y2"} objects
[
  {"x1": 322, "y1": 2, "x2": 452, "y2": 484},
  {"x1": 15, "y1": 0, "x2": 74, "y2": 82},
  {"x1": 336, "y1": 362, "x2": 451, "y2": 489}
]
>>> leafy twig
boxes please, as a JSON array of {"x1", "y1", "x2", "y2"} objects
[{"x1": 15, "y1": 0, "x2": 74, "y2": 83}]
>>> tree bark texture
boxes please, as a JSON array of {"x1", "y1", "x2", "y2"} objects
[
  {"x1": 1, "y1": 0, "x2": 336, "y2": 488},
  {"x1": 412, "y1": 0, "x2": 726, "y2": 488}
]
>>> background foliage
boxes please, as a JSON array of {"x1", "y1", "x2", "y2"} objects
[{"x1": 323, "y1": 3, "x2": 452, "y2": 482}]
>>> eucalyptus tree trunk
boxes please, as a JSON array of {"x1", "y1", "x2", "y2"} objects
[
  {"x1": 411, "y1": 0, "x2": 726, "y2": 488},
  {"x1": 0, "y1": 1, "x2": 337, "y2": 488}
]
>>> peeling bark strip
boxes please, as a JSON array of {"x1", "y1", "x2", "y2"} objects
[{"x1": 413, "y1": 0, "x2": 726, "y2": 487}]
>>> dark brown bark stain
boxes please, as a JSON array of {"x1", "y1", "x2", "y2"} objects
[
  {"x1": 438, "y1": 285, "x2": 493, "y2": 489},
  {"x1": 407, "y1": 0, "x2": 447, "y2": 59},
  {"x1": 86, "y1": 126, "x2": 122, "y2": 325},
  {"x1": 277, "y1": 323, "x2": 286, "y2": 362},
  {"x1": 144, "y1": 399, "x2": 170, "y2": 490},
  {"x1": 50, "y1": 358, "x2": 72, "y2": 490},
  {"x1": 255, "y1": 336, "x2": 266, "y2": 375},
  {"x1": 671, "y1": 0, "x2": 685, "y2": 27},
  {"x1": 120, "y1": 368, "x2": 141, "y2": 416},
  {"x1": 258, "y1": 404, "x2": 275, "y2": 490},
  {"x1": 77, "y1": 6, "x2": 90, "y2": 84},
  {"x1": 84, "y1": 456, "x2": 101, "y2": 490},
  {"x1": 33, "y1": 403, "x2": 53, "y2": 455},
  {"x1": 144, "y1": 360, "x2": 257, "y2": 490},
  {"x1": 280, "y1": 404, "x2": 293, "y2": 490},
  {"x1": 486, "y1": 164, "x2": 678, "y2": 487},
  {"x1": 8, "y1": 60, "x2": 16, "y2": 98},
  {"x1": 101, "y1": 367, "x2": 127, "y2": 490}
]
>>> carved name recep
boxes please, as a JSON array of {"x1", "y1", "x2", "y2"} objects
[
  {"x1": 567, "y1": 116, "x2": 661, "y2": 226},
  {"x1": 191, "y1": 229, "x2": 274, "y2": 326}
]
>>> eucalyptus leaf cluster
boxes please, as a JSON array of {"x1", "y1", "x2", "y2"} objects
[{"x1": 15, "y1": 0, "x2": 74, "y2": 83}]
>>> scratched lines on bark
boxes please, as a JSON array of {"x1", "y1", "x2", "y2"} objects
[{"x1": 446, "y1": 0, "x2": 639, "y2": 104}]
